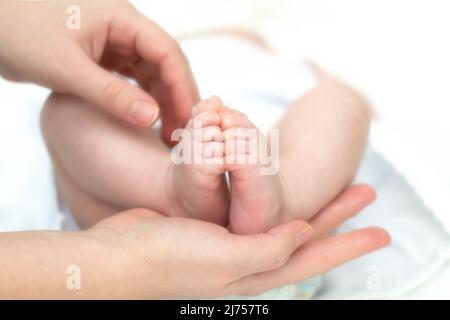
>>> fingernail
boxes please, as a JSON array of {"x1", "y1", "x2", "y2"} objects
[
  {"x1": 295, "y1": 226, "x2": 314, "y2": 246},
  {"x1": 129, "y1": 100, "x2": 159, "y2": 126}
]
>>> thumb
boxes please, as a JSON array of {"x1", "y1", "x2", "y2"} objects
[
  {"x1": 63, "y1": 53, "x2": 160, "y2": 127},
  {"x1": 228, "y1": 220, "x2": 314, "y2": 277}
]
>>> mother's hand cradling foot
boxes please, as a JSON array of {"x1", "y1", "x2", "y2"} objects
[
  {"x1": 224, "y1": 184, "x2": 390, "y2": 295},
  {"x1": 90, "y1": 184, "x2": 389, "y2": 298}
]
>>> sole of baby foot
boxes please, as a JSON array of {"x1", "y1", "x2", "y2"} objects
[
  {"x1": 167, "y1": 96, "x2": 230, "y2": 225},
  {"x1": 220, "y1": 107, "x2": 287, "y2": 235}
]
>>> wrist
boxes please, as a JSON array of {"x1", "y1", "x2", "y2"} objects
[
  {"x1": 59, "y1": 229, "x2": 134, "y2": 298},
  {"x1": 80, "y1": 226, "x2": 142, "y2": 298},
  {"x1": 0, "y1": 228, "x2": 133, "y2": 299},
  {"x1": 86, "y1": 222, "x2": 165, "y2": 299}
]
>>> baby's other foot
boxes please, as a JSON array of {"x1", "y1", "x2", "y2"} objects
[
  {"x1": 168, "y1": 96, "x2": 229, "y2": 225},
  {"x1": 220, "y1": 107, "x2": 286, "y2": 234}
]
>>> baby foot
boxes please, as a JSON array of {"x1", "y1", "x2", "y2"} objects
[
  {"x1": 220, "y1": 107, "x2": 287, "y2": 234},
  {"x1": 167, "y1": 96, "x2": 229, "y2": 225}
]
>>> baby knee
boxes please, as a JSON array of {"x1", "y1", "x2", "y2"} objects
[{"x1": 40, "y1": 92, "x2": 82, "y2": 142}]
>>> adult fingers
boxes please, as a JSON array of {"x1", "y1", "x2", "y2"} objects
[
  {"x1": 225, "y1": 220, "x2": 314, "y2": 278},
  {"x1": 309, "y1": 184, "x2": 376, "y2": 240},
  {"x1": 134, "y1": 15, "x2": 200, "y2": 142},
  {"x1": 231, "y1": 227, "x2": 390, "y2": 296},
  {"x1": 62, "y1": 47, "x2": 160, "y2": 127}
]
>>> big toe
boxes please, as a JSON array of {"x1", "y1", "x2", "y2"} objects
[
  {"x1": 191, "y1": 95, "x2": 223, "y2": 118},
  {"x1": 219, "y1": 107, "x2": 253, "y2": 130}
]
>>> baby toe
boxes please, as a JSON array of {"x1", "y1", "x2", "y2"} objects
[
  {"x1": 220, "y1": 108, "x2": 252, "y2": 130},
  {"x1": 194, "y1": 125, "x2": 223, "y2": 143},
  {"x1": 201, "y1": 141, "x2": 224, "y2": 159},
  {"x1": 188, "y1": 110, "x2": 221, "y2": 129},
  {"x1": 191, "y1": 96, "x2": 223, "y2": 118}
]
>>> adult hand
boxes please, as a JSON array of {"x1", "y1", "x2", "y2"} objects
[
  {"x1": 0, "y1": 0, "x2": 198, "y2": 141},
  {"x1": 0, "y1": 184, "x2": 388, "y2": 298},
  {"x1": 90, "y1": 184, "x2": 389, "y2": 298}
]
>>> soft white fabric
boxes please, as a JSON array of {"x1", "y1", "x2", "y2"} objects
[
  {"x1": 369, "y1": 122, "x2": 450, "y2": 234},
  {"x1": 0, "y1": 80, "x2": 62, "y2": 231},
  {"x1": 317, "y1": 147, "x2": 450, "y2": 299}
]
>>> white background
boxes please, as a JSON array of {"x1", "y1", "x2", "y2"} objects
[{"x1": 135, "y1": 0, "x2": 450, "y2": 131}]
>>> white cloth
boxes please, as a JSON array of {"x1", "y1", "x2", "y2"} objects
[
  {"x1": 0, "y1": 81, "x2": 62, "y2": 231},
  {"x1": 317, "y1": 147, "x2": 450, "y2": 299},
  {"x1": 370, "y1": 122, "x2": 450, "y2": 234}
]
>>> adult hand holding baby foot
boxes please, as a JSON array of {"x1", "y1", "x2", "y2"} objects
[
  {"x1": 0, "y1": 173, "x2": 388, "y2": 298},
  {"x1": 83, "y1": 185, "x2": 388, "y2": 298},
  {"x1": 0, "y1": 0, "x2": 198, "y2": 141}
]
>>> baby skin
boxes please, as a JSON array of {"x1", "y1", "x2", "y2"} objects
[
  {"x1": 171, "y1": 96, "x2": 286, "y2": 234},
  {"x1": 41, "y1": 74, "x2": 371, "y2": 234}
]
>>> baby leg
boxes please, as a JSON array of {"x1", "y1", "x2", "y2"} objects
[
  {"x1": 41, "y1": 93, "x2": 230, "y2": 227},
  {"x1": 223, "y1": 75, "x2": 370, "y2": 235},
  {"x1": 54, "y1": 154, "x2": 123, "y2": 228},
  {"x1": 276, "y1": 75, "x2": 371, "y2": 221},
  {"x1": 41, "y1": 93, "x2": 175, "y2": 227}
]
